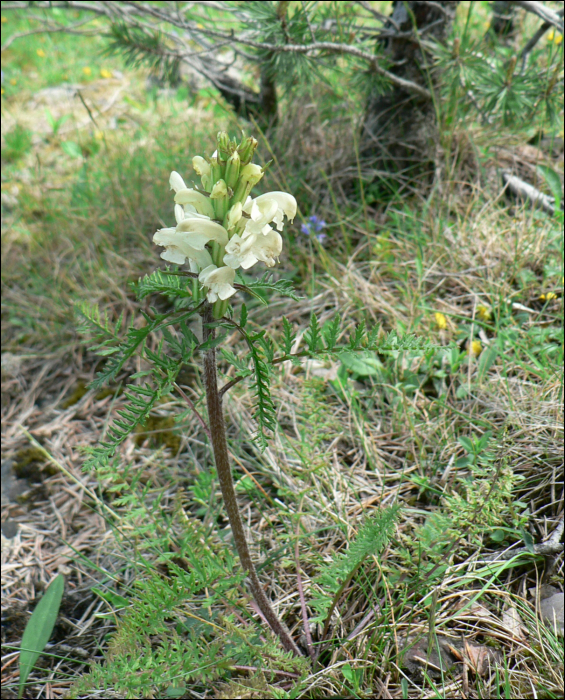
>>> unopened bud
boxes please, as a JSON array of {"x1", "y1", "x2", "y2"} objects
[
  {"x1": 224, "y1": 151, "x2": 240, "y2": 189},
  {"x1": 240, "y1": 163, "x2": 263, "y2": 187},
  {"x1": 209, "y1": 156, "x2": 224, "y2": 190},
  {"x1": 217, "y1": 131, "x2": 232, "y2": 162},
  {"x1": 210, "y1": 179, "x2": 228, "y2": 199},
  {"x1": 226, "y1": 202, "x2": 243, "y2": 230},
  {"x1": 238, "y1": 136, "x2": 258, "y2": 165}
]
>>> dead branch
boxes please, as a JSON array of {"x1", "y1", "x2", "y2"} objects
[
  {"x1": 511, "y1": 0, "x2": 565, "y2": 32},
  {"x1": 502, "y1": 170, "x2": 558, "y2": 215}
]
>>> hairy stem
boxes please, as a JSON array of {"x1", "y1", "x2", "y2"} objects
[{"x1": 201, "y1": 304, "x2": 303, "y2": 657}]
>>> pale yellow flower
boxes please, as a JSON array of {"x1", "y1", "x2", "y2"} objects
[
  {"x1": 153, "y1": 228, "x2": 214, "y2": 269},
  {"x1": 477, "y1": 305, "x2": 492, "y2": 322},
  {"x1": 199, "y1": 264, "x2": 237, "y2": 302},
  {"x1": 434, "y1": 312, "x2": 447, "y2": 330}
]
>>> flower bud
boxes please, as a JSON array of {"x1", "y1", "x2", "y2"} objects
[
  {"x1": 217, "y1": 131, "x2": 232, "y2": 162},
  {"x1": 210, "y1": 179, "x2": 229, "y2": 219},
  {"x1": 209, "y1": 156, "x2": 224, "y2": 189},
  {"x1": 240, "y1": 163, "x2": 263, "y2": 187},
  {"x1": 226, "y1": 202, "x2": 243, "y2": 231},
  {"x1": 210, "y1": 179, "x2": 228, "y2": 199},
  {"x1": 231, "y1": 163, "x2": 264, "y2": 205},
  {"x1": 238, "y1": 136, "x2": 258, "y2": 165},
  {"x1": 192, "y1": 156, "x2": 210, "y2": 178},
  {"x1": 224, "y1": 151, "x2": 240, "y2": 190}
]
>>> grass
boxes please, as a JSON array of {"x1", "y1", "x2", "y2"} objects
[{"x1": 1, "y1": 3, "x2": 563, "y2": 699}]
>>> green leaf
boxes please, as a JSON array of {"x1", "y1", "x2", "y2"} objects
[
  {"x1": 458, "y1": 436, "x2": 474, "y2": 454},
  {"x1": 304, "y1": 312, "x2": 320, "y2": 353},
  {"x1": 92, "y1": 586, "x2": 130, "y2": 609},
  {"x1": 339, "y1": 351, "x2": 381, "y2": 377},
  {"x1": 199, "y1": 333, "x2": 226, "y2": 351},
  {"x1": 348, "y1": 321, "x2": 366, "y2": 350},
  {"x1": 490, "y1": 528, "x2": 506, "y2": 543},
  {"x1": 519, "y1": 527, "x2": 536, "y2": 554},
  {"x1": 282, "y1": 317, "x2": 296, "y2": 355},
  {"x1": 323, "y1": 315, "x2": 340, "y2": 351},
  {"x1": 239, "y1": 304, "x2": 248, "y2": 328},
  {"x1": 60, "y1": 140, "x2": 82, "y2": 158},
  {"x1": 477, "y1": 345, "x2": 498, "y2": 382},
  {"x1": 244, "y1": 273, "x2": 302, "y2": 302},
  {"x1": 537, "y1": 164, "x2": 562, "y2": 212},
  {"x1": 18, "y1": 574, "x2": 65, "y2": 699}
]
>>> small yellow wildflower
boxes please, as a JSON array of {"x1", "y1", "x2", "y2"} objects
[
  {"x1": 547, "y1": 31, "x2": 555, "y2": 42},
  {"x1": 94, "y1": 130, "x2": 104, "y2": 140},
  {"x1": 540, "y1": 292, "x2": 557, "y2": 302},
  {"x1": 483, "y1": 22, "x2": 490, "y2": 31},
  {"x1": 554, "y1": 33, "x2": 563, "y2": 45},
  {"x1": 100, "y1": 68, "x2": 112, "y2": 79},
  {"x1": 1, "y1": 16, "x2": 7, "y2": 23},
  {"x1": 469, "y1": 340, "x2": 482, "y2": 357},
  {"x1": 10, "y1": 78, "x2": 17, "y2": 86},
  {"x1": 477, "y1": 305, "x2": 492, "y2": 322},
  {"x1": 434, "y1": 312, "x2": 448, "y2": 330},
  {"x1": 36, "y1": 49, "x2": 46, "y2": 58},
  {"x1": 82, "y1": 66, "x2": 92, "y2": 76},
  {"x1": 1, "y1": 88, "x2": 4, "y2": 95}
]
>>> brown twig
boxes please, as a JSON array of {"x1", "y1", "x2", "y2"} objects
[
  {"x1": 480, "y1": 514, "x2": 564, "y2": 562},
  {"x1": 173, "y1": 382, "x2": 211, "y2": 439}
]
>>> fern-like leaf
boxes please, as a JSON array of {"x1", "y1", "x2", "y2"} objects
[
  {"x1": 83, "y1": 376, "x2": 174, "y2": 473},
  {"x1": 134, "y1": 269, "x2": 193, "y2": 301},
  {"x1": 281, "y1": 317, "x2": 296, "y2": 355},
  {"x1": 248, "y1": 344, "x2": 276, "y2": 451},
  {"x1": 304, "y1": 312, "x2": 321, "y2": 353},
  {"x1": 310, "y1": 506, "x2": 399, "y2": 624},
  {"x1": 244, "y1": 273, "x2": 302, "y2": 302},
  {"x1": 323, "y1": 315, "x2": 341, "y2": 351}
]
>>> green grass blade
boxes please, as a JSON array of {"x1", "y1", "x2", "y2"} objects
[
  {"x1": 537, "y1": 164, "x2": 562, "y2": 212},
  {"x1": 18, "y1": 574, "x2": 65, "y2": 699}
]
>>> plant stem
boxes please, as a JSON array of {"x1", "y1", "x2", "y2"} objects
[{"x1": 201, "y1": 304, "x2": 303, "y2": 657}]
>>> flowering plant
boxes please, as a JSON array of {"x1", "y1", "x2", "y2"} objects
[
  {"x1": 77, "y1": 131, "x2": 416, "y2": 660},
  {"x1": 301, "y1": 214, "x2": 327, "y2": 242},
  {"x1": 153, "y1": 133, "x2": 296, "y2": 319}
]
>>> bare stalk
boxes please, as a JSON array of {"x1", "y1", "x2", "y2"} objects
[{"x1": 201, "y1": 304, "x2": 303, "y2": 657}]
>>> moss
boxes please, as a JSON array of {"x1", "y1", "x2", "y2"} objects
[
  {"x1": 134, "y1": 415, "x2": 181, "y2": 453},
  {"x1": 95, "y1": 384, "x2": 123, "y2": 401},
  {"x1": 13, "y1": 446, "x2": 57, "y2": 480},
  {"x1": 61, "y1": 381, "x2": 122, "y2": 408},
  {"x1": 60, "y1": 381, "x2": 88, "y2": 408}
]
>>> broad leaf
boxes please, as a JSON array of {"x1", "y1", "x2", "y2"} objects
[{"x1": 18, "y1": 574, "x2": 65, "y2": 699}]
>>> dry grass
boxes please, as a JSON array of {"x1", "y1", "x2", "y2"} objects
[{"x1": 1, "y1": 15, "x2": 563, "y2": 699}]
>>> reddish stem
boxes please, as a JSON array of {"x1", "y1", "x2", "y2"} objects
[{"x1": 201, "y1": 304, "x2": 302, "y2": 657}]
